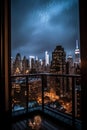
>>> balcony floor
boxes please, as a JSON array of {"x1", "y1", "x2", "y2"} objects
[
  {"x1": 12, "y1": 110, "x2": 79, "y2": 130},
  {"x1": 12, "y1": 116, "x2": 69, "y2": 130}
]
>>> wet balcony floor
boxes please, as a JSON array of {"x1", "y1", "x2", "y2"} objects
[
  {"x1": 12, "y1": 114, "x2": 70, "y2": 130},
  {"x1": 12, "y1": 112, "x2": 76, "y2": 130}
]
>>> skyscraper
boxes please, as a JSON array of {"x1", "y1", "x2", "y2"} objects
[
  {"x1": 50, "y1": 45, "x2": 66, "y2": 74},
  {"x1": 29, "y1": 56, "x2": 35, "y2": 69},
  {"x1": 45, "y1": 51, "x2": 49, "y2": 66},
  {"x1": 14, "y1": 53, "x2": 22, "y2": 74},
  {"x1": 50, "y1": 45, "x2": 66, "y2": 96},
  {"x1": 75, "y1": 40, "x2": 80, "y2": 63}
]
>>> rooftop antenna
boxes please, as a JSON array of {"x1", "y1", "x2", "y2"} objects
[{"x1": 76, "y1": 39, "x2": 79, "y2": 49}]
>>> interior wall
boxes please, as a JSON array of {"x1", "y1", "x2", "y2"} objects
[
  {"x1": 79, "y1": 1, "x2": 87, "y2": 130},
  {"x1": 0, "y1": 0, "x2": 11, "y2": 112}
]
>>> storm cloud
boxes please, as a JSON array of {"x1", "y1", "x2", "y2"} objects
[{"x1": 11, "y1": 0, "x2": 80, "y2": 60}]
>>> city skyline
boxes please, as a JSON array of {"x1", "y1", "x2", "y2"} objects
[
  {"x1": 11, "y1": 43, "x2": 80, "y2": 63},
  {"x1": 11, "y1": 0, "x2": 80, "y2": 59}
]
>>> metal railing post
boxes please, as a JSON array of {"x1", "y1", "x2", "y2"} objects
[
  {"x1": 26, "y1": 75, "x2": 29, "y2": 117},
  {"x1": 41, "y1": 74, "x2": 47, "y2": 112},
  {"x1": 72, "y1": 77, "x2": 75, "y2": 128}
]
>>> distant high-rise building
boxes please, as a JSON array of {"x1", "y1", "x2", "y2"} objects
[
  {"x1": 22, "y1": 56, "x2": 29, "y2": 74},
  {"x1": 50, "y1": 45, "x2": 66, "y2": 96},
  {"x1": 14, "y1": 53, "x2": 22, "y2": 74},
  {"x1": 35, "y1": 56, "x2": 38, "y2": 61},
  {"x1": 50, "y1": 45, "x2": 66, "y2": 74},
  {"x1": 39, "y1": 59, "x2": 43, "y2": 66},
  {"x1": 67, "y1": 55, "x2": 73, "y2": 66},
  {"x1": 45, "y1": 51, "x2": 49, "y2": 66},
  {"x1": 66, "y1": 55, "x2": 75, "y2": 74},
  {"x1": 11, "y1": 57, "x2": 15, "y2": 75},
  {"x1": 75, "y1": 40, "x2": 80, "y2": 63},
  {"x1": 29, "y1": 56, "x2": 35, "y2": 69}
]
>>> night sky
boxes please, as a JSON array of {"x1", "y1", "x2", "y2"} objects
[{"x1": 11, "y1": 0, "x2": 80, "y2": 60}]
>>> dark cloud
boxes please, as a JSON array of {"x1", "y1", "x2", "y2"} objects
[{"x1": 11, "y1": 0, "x2": 80, "y2": 60}]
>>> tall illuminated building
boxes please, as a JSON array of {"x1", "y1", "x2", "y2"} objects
[
  {"x1": 50, "y1": 45, "x2": 66, "y2": 96},
  {"x1": 50, "y1": 45, "x2": 66, "y2": 74},
  {"x1": 29, "y1": 56, "x2": 35, "y2": 69},
  {"x1": 75, "y1": 40, "x2": 80, "y2": 64},
  {"x1": 45, "y1": 51, "x2": 49, "y2": 66}
]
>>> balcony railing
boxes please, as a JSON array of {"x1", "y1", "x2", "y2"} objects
[{"x1": 11, "y1": 73, "x2": 82, "y2": 130}]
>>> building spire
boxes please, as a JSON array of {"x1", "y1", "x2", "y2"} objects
[
  {"x1": 75, "y1": 39, "x2": 80, "y2": 63},
  {"x1": 76, "y1": 39, "x2": 78, "y2": 49}
]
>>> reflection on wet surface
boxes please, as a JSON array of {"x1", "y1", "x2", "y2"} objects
[{"x1": 12, "y1": 115, "x2": 67, "y2": 130}]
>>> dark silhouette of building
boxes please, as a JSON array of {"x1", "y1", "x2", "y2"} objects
[
  {"x1": 50, "y1": 45, "x2": 66, "y2": 74},
  {"x1": 14, "y1": 53, "x2": 22, "y2": 74}
]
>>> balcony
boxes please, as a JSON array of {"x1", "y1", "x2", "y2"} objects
[{"x1": 11, "y1": 73, "x2": 82, "y2": 130}]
